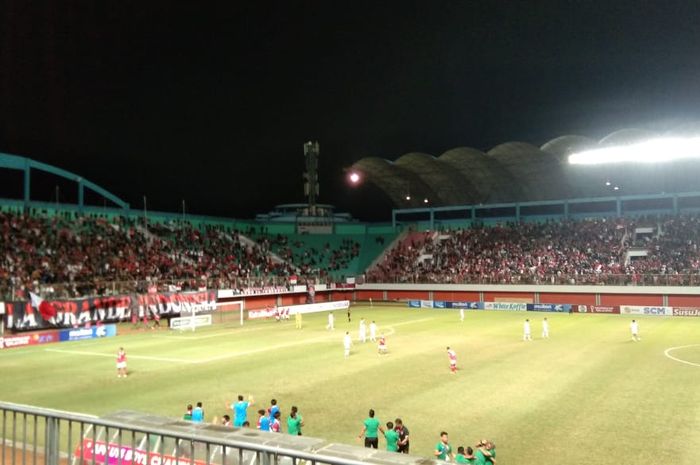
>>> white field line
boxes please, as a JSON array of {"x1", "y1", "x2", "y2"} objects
[
  {"x1": 42, "y1": 317, "x2": 436, "y2": 365},
  {"x1": 150, "y1": 323, "x2": 271, "y2": 340},
  {"x1": 44, "y1": 348, "x2": 194, "y2": 364},
  {"x1": 664, "y1": 344, "x2": 700, "y2": 368}
]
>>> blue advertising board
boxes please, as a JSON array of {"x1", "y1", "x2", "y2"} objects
[
  {"x1": 527, "y1": 303, "x2": 572, "y2": 313},
  {"x1": 59, "y1": 324, "x2": 117, "y2": 342}
]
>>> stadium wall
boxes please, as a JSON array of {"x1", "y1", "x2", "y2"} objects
[{"x1": 218, "y1": 284, "x2": 700, "y2": 310}]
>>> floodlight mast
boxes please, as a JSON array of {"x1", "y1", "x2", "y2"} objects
[{"x1": 303, "y1": 141, "x2": 320, "y2": 213}]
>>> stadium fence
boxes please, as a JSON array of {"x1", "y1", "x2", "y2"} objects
[{"x1": 0, "y1": 402, "x2": 431, "y2": 465}]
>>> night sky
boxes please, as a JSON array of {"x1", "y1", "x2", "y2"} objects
[{"x1": 2, "y1": 1, "x2": 700, "y2": 220}]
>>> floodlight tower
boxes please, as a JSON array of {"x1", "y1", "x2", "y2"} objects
[{"x1": 303, "y1": 141, "x2": 320, "y2": 213}]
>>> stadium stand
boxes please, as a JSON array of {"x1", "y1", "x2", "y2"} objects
[
  {"x1": 0, "y1": 210, "x2": 390, "y2": 300},
  {"x1": 367, "y1": 216, "x2": 700, "y2": 285}
]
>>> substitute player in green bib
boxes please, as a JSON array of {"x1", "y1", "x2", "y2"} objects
[
  {"x1": 384, "y1": 421, "x2": 399, "y2": 452},
  {"x1": 435, "y1": 431, "x2": 453, "y2": 461},
  {"x1": 358, "y1": 409, "x2": 384, "y2": 449}
]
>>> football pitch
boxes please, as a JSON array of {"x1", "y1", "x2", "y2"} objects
[{"x1": 2, "y1": 305, "x2": 700, "y2": 465}]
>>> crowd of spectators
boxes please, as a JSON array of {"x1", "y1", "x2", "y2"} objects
[
  {"x1": 0, "y1": 211, "x2": 301, "y2": 299},
  {"x1": 369, "y1": 216, "x2": 700, "y2": 285},
  {"x1": 255, "y1": 233, "x2": 361, "y2": 276}
]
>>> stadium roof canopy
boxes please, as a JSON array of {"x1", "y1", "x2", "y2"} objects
[{"x1": 349, "y1": 125, "x2": 700, "y2": 207}]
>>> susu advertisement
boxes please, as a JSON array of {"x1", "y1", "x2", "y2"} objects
[{"x1": 2, "y1": 291, "x2": 216, "y2": 332}]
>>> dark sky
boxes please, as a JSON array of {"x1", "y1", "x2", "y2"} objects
[{"x1": 2, "y1": 1, "x2": 700, "y2": 220}]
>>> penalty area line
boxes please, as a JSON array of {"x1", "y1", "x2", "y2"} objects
[
  {"x1": 663, "y1": 344, "x2": 700, "y2": 368},
  {"x1": 44, "y1": 348, "x2": 194, "y2": 364}
]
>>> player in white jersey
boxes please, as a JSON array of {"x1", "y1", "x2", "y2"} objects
[
  {"x1": 460, "y1": 308, "x2": 464, "y2": 322},
  {"x1": 343, "y1": 331, "x2": 353, "y2": 358},
  {"x1": 630, "y1": 319, "x2": 640, "y2": 341},
  {"x1": 523, "y1": 319, "x2": 532, "y2": 341},
  {"x1": 541, "y1": 317, "x2": 549, "y2": 339},
  {"x1": 369, "y1": 321, "x2": 377, "y2": 342},
  {"x1": 326, "y1": 312, "x2": 335, "y2": 330},
  {"x1": 359, "y1": 318, "x2": 367, "y2": 343}
]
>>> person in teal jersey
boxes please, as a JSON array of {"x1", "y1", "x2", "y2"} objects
[
  {"x1": 287, "y1": 406, "x2": 304, "y2": 436},
  {"x1": 230, "y1": 394, "x2": 254, "y2": 427},
  {"x1": 358, "y1": 409, "x2": 384, "y2": 449},
  {"x1": 191, "y1": 402, "x2": 204, "y2": 423},
  {"x1": 434, "y1": 431, "x2": 453, "y2": 461},
  {"x1": 383, "y1": 421, "x2": 399, "y2": 452}
]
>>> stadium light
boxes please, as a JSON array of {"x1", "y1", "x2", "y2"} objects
[
  {"x1": 405, "y1": 195, "x2": 411, "y2": 200},
  {"x1": 348, "y1": 172, "x2": 360, "y2": 184},
  {"x1": 568, "y1": 137, "x2": 700, "y2": 165},
  {"x1": 423, "y1": 198, "x2": 429, "y2": 204},
  {"x1": 605, "y1": 181, "x2": 611, "y2": 186}
]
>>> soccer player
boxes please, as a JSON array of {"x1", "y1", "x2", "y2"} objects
[
  {"x1": 384, "y1": 421, "x2": 399, "y2": 452},
  {"x1": 256, "y1": 409, "x2": 271, "y2": 431},
  {"x1": 369, "y1": 320, "x2": 377, "y2": 342},
  {"x1": 230, "y1": 394, "x2": 254, "y2": 427},
  {"x1": 475, "y1": 440, "x2": 495, "y2": 464},
  {"x1": 295, "y1": 311, "x2": 302, "y2": 329},
  {"x1": 116, "y1": 347, "x2": 127, "y2": 378},
  {"x1": 460, "y1": 308, "x2": 465, "y2": 322},
  {"x1": 542, "y1": 317, "x2": 549, "y2": 339},
  {"x1": 326, "y1": 311, "x2": 335, "y2": 330},
  {"x1": 455, "y1": 446, "x2": 468, "y2": 463},
  {"x1": 358, "y1": 409, "x2": 384, "y2": 449},
  {"x1": 268, "y1": 399, "x2": 280, "y2": 420},
  {"x1": 344, "y1": 331, "x2": 353, "y2": 358},
  {"x1": 347, "y1": 307, "x2": 351, "y2": 322},
  {"x1": 378, "y1": 333, "x2": 388, "y2": 355},
  {"x1": 359, "y1": 318, "x2": 367, "y2": 343},
  {"x1": 447, "y1": 346, "x2": 457, "y2": 374},
  {"x1": 192, "y1": 402, "x2": 204, "y2": 423},
  {"x1": 434, "y1": 432, "x2": 453, "y2": 461},
  {"x1": 630, "y1": 319, "x2": 640, "y2": 341},
  {"x1": 395, "y1": 418, "x2": 410, "y2": 454},
  {"x1": 523, "y1": 319, "x2": 532, "y2": 341},
  {"x1": 269, "y1": 411, "x2": 282, "y2": 432},
  {"x1": 183, "y1": 404, "x2": 193, "y2": 421},
  {"x1": 287, "y1": 406, "x2": 303, "y2": 436}
]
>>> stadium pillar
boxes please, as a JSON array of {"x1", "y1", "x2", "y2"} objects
[
  {"x1": 78, "y1": 179, "x2": 85, "y2": 213},
  {"x1": 429, "y1": 209, "x2": 435, "y2": 229},
  {"x1": 616, "y1": 198, "x2": 622, "y2": 217},
  {"x1": 515, "y1": 204, "x2": 521, "y2": 222},
  {"x1": 23, "y1": 161, "x2": 30, "y2": 208},
  {"x1": 672, "y1": 195, "x2": 679, "y2": 214},
  {"x1": 564, "y1": 201, "x2": 569, "y2": 219},
  {"x1": 392, "y1": 210, "x2": 396, "y2": 229}
]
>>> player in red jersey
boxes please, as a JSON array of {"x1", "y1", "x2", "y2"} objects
[
  {"x1": 116, "y1": 347, "x2": 127, "y2": 378},
  {"x1": 378, "y1": 333, "x2": 388, "y2": 355},
  {"x1": 447, "y1": 347, "x2": 457, "y2": 374}
]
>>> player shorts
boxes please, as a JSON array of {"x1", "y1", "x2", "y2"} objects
[
  {"x1": 364, "y1": 437, "x2": 378, "y2": 449},
  {"x1": 116, "y1": 362, "x2": 126, "y2": 369}
]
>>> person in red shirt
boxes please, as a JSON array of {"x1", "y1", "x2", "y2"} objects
[{"x1": 116, "y1": 347, "x2": 127, "y2": 378}]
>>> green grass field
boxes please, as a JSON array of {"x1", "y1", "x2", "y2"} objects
[{"x1": 2, "y1": 305, "x2": 700, "y2": 465}]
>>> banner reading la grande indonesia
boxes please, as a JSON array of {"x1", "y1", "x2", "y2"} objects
[{"x1": 2, "y1": 290, "x2": 216, "y2": 332}]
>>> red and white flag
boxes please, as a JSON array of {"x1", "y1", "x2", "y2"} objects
[{"x1": 29, "y1": 292, "x2": 58, "y2": 321}]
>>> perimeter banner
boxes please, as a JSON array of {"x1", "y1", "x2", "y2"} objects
[
  {"x1": 2, "y1": 290, "x2": 216, "y2": 332},
  {"x1": 527, "y1": 303, "x2": 571, "y2": 313},
  {"x1": 672, "y1": 307, "x2": 700, "y2": 316},
  {"x1": 576, "y1": 305, "x2": 620, "y2": 314},
  {"x1": 620, "y1": 305, "x2": 673, "y2": 316}
]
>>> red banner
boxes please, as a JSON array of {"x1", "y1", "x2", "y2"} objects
[
  {"x1": 2, "y1": 330, "x2": 60, "y2": 348},
  {"x1": 672, "y1": 307, "x2": 700, "y2": 316},
  {"x1": 75, "y1": 439, "x2": 207, "y2": 465}
]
